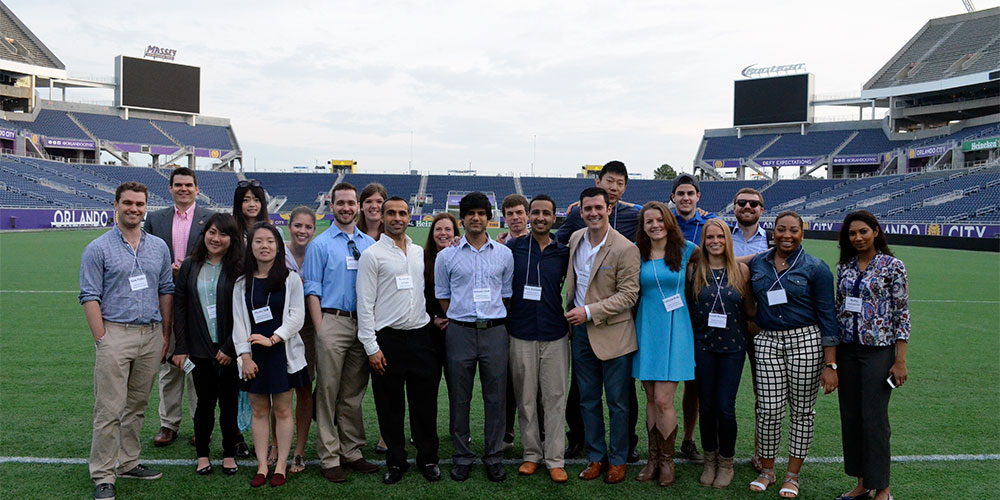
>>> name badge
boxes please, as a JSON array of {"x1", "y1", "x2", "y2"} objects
[
  {"x1": 182, "y1": 358, "x2": 196, "y2": 374},
  {"x1": 395, "y1": 275, "x2": 413, "y2": 290},
  {"x1": 206, "y1": 304, "x2": 217, "y2": 319},
  {"x1": 345, "y1": 256, "x2": 359, "y2": 270},
  {"x1": 252, "y1": 306, "x2": 273, "y2": 323},
  {"x1": 523, "y1": 285, "x2": 542, "y2": 301},
  {"x1": 845, "y1": 296, "x2": 863, "y2": 313},
  {"x1": 708, "y1": 312, "x2": 728, "y2": 328},
  {"x1": 767, "y1": 289, "x2": 788, "y2": 306},
  {"x1": 129, "y1": 274, "x2": 148, "y2": 292},
  {"x1": 662, "y1": 294, "x2": 683, "y2": 312},
  {"x1": 473, "y1": 287, "x2": 491, "y2": 302}
]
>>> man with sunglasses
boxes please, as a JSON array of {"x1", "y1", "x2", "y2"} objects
[
  {"x1": 303, "y1": 182, "x2": 380, "y2": 483},
  {"x1": 731, "y1": 188, "x2": 770, "y2": 257}
]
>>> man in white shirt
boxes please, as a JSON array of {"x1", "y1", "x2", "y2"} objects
[{"x1": 356, "y1": 197, "x2": 441, "y2": 485}]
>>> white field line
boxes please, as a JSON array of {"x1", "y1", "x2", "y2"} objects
[
  {"x1": 1, "y1": 290, "x2": 998, "y2": 305},
  {"x1": 1, "y1": 454, "x2": 998, "y2": 466}
]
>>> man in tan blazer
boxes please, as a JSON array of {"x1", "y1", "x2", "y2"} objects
[{"x1": 564, "y1": 186, "x2": 640, "y2": 484}]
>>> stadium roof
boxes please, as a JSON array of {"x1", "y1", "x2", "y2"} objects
[
  {"x1": 0, "y1": 2, "x2": 65, "y2": 72},
  {"x1": 862, "y1": 7, "x2": 999, "y2": 98}
]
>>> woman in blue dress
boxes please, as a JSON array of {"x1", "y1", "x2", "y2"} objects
[
  {"x1": 233, "y1": 222, "x2": 307, "y2": 488},
  {"x1": 633, "y1": 201, "x2": 696, "y2": 487}
]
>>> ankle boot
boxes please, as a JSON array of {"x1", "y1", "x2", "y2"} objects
[
  {"x1": 699, "y1": 450, "x2": 718, "y2": 486},
  {"x1": 636, "y1": 426, "x2": 660, "y2": 481},
  {"x1": 657, "y1": 426, "x2": 677, "y2": 487},
  {"x1": 712, "y1": 455, "x2": 734, "y2": 488}
]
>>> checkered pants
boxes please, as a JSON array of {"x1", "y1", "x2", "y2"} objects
[{"x1": 753, "y1": 325, "x2": 823, "y2": 460}]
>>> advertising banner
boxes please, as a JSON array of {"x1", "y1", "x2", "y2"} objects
[
  {"x1": 43, "y1": 138, "x2": 96, "y2": 149},
  {"x1": 962, "y1": 137, "x2": 999, "y2": 152},
  {"x1": 710, "y1": 159, "x2": 742, "y2": 168},
  {"x1": 0, "y1": 128, "x2": 16, "y2": 140},
  {"x1": 832, "y1": 155, "x2": 880, "y2": 165},
  {"x1": 0, "y1": 208, "x2": 114, "y2": 230},
  {"x1": 756, "y1": 158, "x2": 817, "y2": 167},
  {"x1": 801, "y1": 220, "x2": 1000, "y2": 238},
  {"x1": 909, "y1": 144, "x2": 949, "y2": 158}
]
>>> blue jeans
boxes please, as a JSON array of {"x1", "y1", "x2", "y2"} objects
[
  {"x1": 694, "y1": 348, "x2": 745, "y2": 458},
  {"x1": 571, "y1": 325, "x2": 632, "y2": 465}
]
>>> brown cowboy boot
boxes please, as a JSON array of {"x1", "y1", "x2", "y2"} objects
[
  {"x1": 658, "y1": 426, "x2": 677, "y2": 487},
  {"x1": 635, "y1": 426, "x2": 660, "y2": 482}
]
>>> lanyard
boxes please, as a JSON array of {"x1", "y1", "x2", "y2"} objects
[
  {"x1": 651, "y1": 257, "x2": 683, "y2": 302},
  {"x1": 768, "y1": 248, "x2": 803, "y2": 292},
  {"x1": 122, "y1": 236, "x2": 145, "y2": 276},
  {"x1": 709, "y1": 268, "x2": 728, "y2": 315},
  {"x1": 249, "y1": 277, "x2": 271, "y2": 311},
  {"x1": 524, "y1": 240, "x2": 542, "y2": 287}
]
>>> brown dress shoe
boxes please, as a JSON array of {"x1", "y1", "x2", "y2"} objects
[
  {"x1": 518, "y1": 461, "x2": 539, "y2": 476},
  {"x1": 343, "y1": 458, "x2": 379, "y2": 474},
  {"x1": 604, "y1": 464, "x2": 627, "y2": 484},
  {"x1": 321, "y1": 466, "x2": 346, "y2": 483},
  {"x1": 153, "y1": 427, "x2": 177, "y2": 447},
  {"x1": 578, "y1": 460, "x2": 606, "y2": 480},
  {"x1": 549, "y1": 467, "x2": 568, "y2": 483}
]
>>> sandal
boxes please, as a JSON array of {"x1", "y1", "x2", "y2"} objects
[
  {"x1": 750, "y1": 453, "x2": 763, "y2": 473},
  {"x1": 749, "y1": 469, "x2": 775, "y2": 492},
  {"x1": 266, "y1": 445, "x2": 278, "y2": 467},
  {"x1": 778, "y1": 472, "x2": 800, "y2": 498},
  {"x1": 289, "y1": 454, "x2": 306, "y2": 474}
]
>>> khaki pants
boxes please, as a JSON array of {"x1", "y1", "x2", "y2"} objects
[
  {"x1": 314, "y1": 313, "x2": 370, "y2": 468},
  {"x1": 509, "y1": 336, "x2": 570, "y2": 468},
  {"x1": 157, "y1": 332, "x2": 197, "y2": 432},
  {"x1": 90, "y1": 321, "x2": 163, "y2": 484}
]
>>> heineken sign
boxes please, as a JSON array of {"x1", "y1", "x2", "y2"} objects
[{"x1": 962, "y1": 137, "x2": 999, "y2": 152}]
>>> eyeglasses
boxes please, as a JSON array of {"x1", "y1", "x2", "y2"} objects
[
  {"x1": 347, "y1": 240, "x2": 361, "y2": 260},
  {"x1": 735, "y1": 200, "x2": 762, "y2": 208},
  {"x1": 238, "y1": 179, "x2": 262, "y2": 188}
]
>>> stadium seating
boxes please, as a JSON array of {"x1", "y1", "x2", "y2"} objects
[
  {"x1": 422, "y1": 175, "x2": 516, "y2": 212},
  {"x1": 341, "y1": 173, "x2": 421, "y2": 204},
  {"x1": 757, "y1": 130, "x2": 854, "y2": 159},
  {"x1": 838, "y1": 129, "x2": 908, "y2": 156},
  {"x1": 153, "y1": 120, "x2": 234, "y2": 150},
  {"x1": 702, "y1": 134, "x2": 777, "y2": 160},
  {"x1": 19, "y1": 109, "x2": 90, "y2": 140},
  {"x1": 518, "y1": 177, "x2": 595, "y2": 212},
  {"x1": 72, "y1": 113, "x2": 173, "y2": 146},
  {"x1": 251, "y1": 172, "x2": 338, "y2": 210},
  {"x1": 194, "y1": 170, "x2": 240, "y2": 206}
]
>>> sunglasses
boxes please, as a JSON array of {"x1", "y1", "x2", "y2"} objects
[
  {"x1": 347, "y1": 240, "x2": 361, "y2": 260},
  {"x1": 735, "y1": 200, "x2": 762, "y2": 208},
  {"x1": 238, "y1": 179, "x2": 262, "y2": 188}
]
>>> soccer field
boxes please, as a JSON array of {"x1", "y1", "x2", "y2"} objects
[{"x1": 1, "y1": 228, "x2": 997, "y2": 500}]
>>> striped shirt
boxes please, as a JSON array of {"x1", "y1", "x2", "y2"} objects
[{"x1": 434, "y1": 235, "x2": 514, "y2": 322}]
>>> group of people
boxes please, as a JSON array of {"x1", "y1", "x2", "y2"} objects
[{"x1": 80, "y1": 161, "x2": 910, "y2": 500}]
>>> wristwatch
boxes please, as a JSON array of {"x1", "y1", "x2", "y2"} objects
[{"x1": 825, "y1": 362, "x2": 838, "y2": 370}]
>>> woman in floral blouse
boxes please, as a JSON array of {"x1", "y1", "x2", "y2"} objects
[{"x1": 834, "y1": 210, "x2": 910, "y2": 500}]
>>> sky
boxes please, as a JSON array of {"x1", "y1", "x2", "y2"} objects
[{"x1": 8, "y1": 0, "x2": 999, "y2": 177}]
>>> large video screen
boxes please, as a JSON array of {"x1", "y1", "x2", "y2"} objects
[
  {"x1": 118, "y1": 56, "x2": 200, "y2": 114},
  {"x1": 733, "y1": 74, "x2": 811, "y2": 127}
]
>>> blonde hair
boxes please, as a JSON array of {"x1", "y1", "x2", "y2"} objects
[{"x1": 692, "y1": 218, "x2": 748, "y2": 297}]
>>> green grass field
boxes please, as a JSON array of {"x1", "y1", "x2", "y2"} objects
[{"x1": 1, "y1": 227, "x2": 998, "y2": 499}]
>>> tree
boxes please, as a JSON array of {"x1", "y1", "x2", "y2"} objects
[{"x1": 654, "y1": 163, "x2": 677, "y2": 180}]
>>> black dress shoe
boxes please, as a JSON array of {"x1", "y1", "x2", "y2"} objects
[
  {"x1": 486, "y1": 463, "x2": 507, "y2": 482},
  {"x1": 222, "y1": 463, "x2": 239, "y2": 476},
  {"x1": 565, "y1": 440, "x2": 584, "y2": 459},
  {"x1": 419, "y1": 463, "x2": 442, "y2": 482},
  {"x1": 383, "y1": 466, "x2": 406, "y2": 485},
  {"x1": 450, "y1": 464, "x2": 471, "y2": 481},
  {"x1": 627, "y1": 447, "x2": 640, "y2": 463},
  {"x1": 234, "y1": 441, "x2": 252, "y2": 459}
]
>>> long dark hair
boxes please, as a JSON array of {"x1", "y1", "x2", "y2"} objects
[
  {"x1": 424, "y1": 213, "x2": 461, "y2": 287},
  {"x1": 233, "y1": 181, "x2": 269, "y2": 237},
  {"x1": 190, "y1": 213, "x2": 243, "y2": 277},
  {"x1": 244, "y1": 222, "x2": 289, "y2": 292},
  {"x1": 838, "y1": 210, "x2": 893, "y2": 264},
  {"x1": 357, "y1": 182, "x2": 388, "y2": 236},
  {"x1": 636, "y1": 201, "x2": 686, "y2": 271}
]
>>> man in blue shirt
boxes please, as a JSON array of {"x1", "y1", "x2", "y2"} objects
[
  {"x1": 669, "y1": 173, "x2": 716, "y2": 465},
  {"x1": 556, "y1": 160, "x2": 641, "y2": 462},
  {"x1": 506, "y1": 194, "x2": 571, "y2": 483},
  {"x1": 303, "y1": 182, "x2": 380, "y2": 483},
  {"x1": 435, "y1": 192, "x2": 514, "y2": 483},
  {"x1": 80, "y1": 182, "x2": 174, "y2": 500},
  {"x1": 732, "y1": 187, "x2": 770, "y2": 258}
]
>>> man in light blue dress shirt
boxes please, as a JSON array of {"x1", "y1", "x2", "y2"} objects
[
  {"x1": 435, "y1": 192, "x2": 514, "y2": 483},
  {"x1": 302, "y1": 182, "x2": 379, "y2": 482}
]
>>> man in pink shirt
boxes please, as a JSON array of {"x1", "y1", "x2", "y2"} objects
[{"x1": 144, "y1": 167, "x2": 214, "y2": 448}]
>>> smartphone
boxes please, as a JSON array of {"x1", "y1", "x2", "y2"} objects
[{"x1": 886, "y1": 374, "x2": 897, "y2": 389}]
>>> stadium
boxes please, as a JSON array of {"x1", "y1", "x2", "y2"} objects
[{"x1": 0, "y1": 2, "x2": 997, "y2": 499}]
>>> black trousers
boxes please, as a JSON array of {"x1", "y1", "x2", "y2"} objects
[
  {"x1": 566, "y1": 359, "x2": 639, "y2": 450},
  {"x1": 190, "y1": 355, "x2": 240, "y2": 458},
  {"x1": 371, "y1": 325, "x2": 441, "y2": 468},
  {"x1": 838, "y1": 342, "x2": 895, "y2": 490}
]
